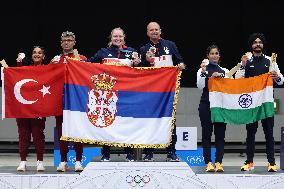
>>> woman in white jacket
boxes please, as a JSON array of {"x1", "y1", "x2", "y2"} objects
[{"x1": 196, "y1": 45, "x2": 230, "y2": 172}]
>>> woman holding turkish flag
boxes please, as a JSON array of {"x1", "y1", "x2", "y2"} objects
[{"x1": 15, "y1": 46, "x2": 47, "y2": 172}]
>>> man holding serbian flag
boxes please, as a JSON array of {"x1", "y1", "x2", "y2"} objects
[{"x1": 61, "y1": 58, "x2": 181, "y2": 150}]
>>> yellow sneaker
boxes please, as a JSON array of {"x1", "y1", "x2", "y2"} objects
[
  {"x1": 267, "y1": 163, "x2": 277, "y2": 172},
  {"x1": 215, "y1": 162, "x2": 224, "y2": 172},
  {"x1": 206, "y1": 162, "x2": 215, "y2": 172},
  {"x1": 240, "y1": 161, "x2": 254, "y2": 171}
]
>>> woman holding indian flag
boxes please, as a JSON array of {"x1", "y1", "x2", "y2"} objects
[{"x1": 196, "y1": 45, "x2": 230, "y2": 172}]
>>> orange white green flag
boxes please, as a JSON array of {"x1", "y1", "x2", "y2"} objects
[{"x1": 208, "y1": 73, "x2": 274, "y2": 124}]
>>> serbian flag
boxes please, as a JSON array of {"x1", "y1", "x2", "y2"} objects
[
  {"x1": 62, "y1": 59, "x2": 181, "y2": 148},
  {"x1": 209, "y1": 73, "x2": 274, "y2": 124},
  {"x1": 1, "y1": 64, "x2": 65, "y2": 118}
]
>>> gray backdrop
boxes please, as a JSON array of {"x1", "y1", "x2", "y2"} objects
[{"x1": 1, "y1": 87, "x2": 283, "y2": 142}]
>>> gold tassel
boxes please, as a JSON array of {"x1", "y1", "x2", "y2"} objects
[
  {"x1": 168, "y1": 70, "x2": 182, "y2": 145},
  {"x1": 60, "y1": 136, "x2": 169, "y2": 148}
]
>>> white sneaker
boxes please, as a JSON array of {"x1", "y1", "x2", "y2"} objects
[
  {"x1": 17, "y1": 161, "x2": 27, "y2": 172},
  {"x1": 74, "y1": 161, "x2": 84, "y2": 172},
  {"x1": 56, "y1": 161, "x2": 68, "y2": 172},
  {"x1": 36, "y1": 160, "x2": 45, "y2": 172}
]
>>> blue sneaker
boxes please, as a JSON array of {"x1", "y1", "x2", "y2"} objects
[
  {"x1": 143, "y1": 153, "x2": 154, "y2": 161},
  {"x1": 101, "y1": 154, "x2": 110, "y2": 162},
  {"x1": 126, "y1": 153, "x2": 135, "y2": 162},
  {"x1": 167, "y1": 152, "x2": 180, "y2": 162}
]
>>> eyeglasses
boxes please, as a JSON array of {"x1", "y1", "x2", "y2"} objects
[{"x1": 61, "y1": 39, "x2": 74, "y2": 43}]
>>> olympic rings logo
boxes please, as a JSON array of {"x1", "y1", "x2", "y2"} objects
[
  {"x1": 126, "y1": 175, "x2": 151, "y2": 187},
  {"x1": 186, "y1": 155, "x2": 204, "y2": 165},
  {"x1": 69, "y1": 155, "x2": 87, "y2": 165}
]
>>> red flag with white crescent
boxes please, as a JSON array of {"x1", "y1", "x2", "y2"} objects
[{"x1": 1, "y1": 64, "x2": 65, "y2": 118}]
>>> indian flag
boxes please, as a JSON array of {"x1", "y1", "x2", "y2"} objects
[{"x1": 208, "y1": 73, "x2": 274, "y2": 124}]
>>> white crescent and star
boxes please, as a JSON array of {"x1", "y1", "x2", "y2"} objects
[{"x1": 14, "y1": 79, "x2": 51, "y2": 104}]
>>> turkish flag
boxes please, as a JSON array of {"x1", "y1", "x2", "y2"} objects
[{"x1": 2, "y1": 64, "x2": 65, "y2": 118}]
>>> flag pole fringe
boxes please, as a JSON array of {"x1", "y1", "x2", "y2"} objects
[{"x1": 60, "y1": 136, "x2": 169, "y2": 148}]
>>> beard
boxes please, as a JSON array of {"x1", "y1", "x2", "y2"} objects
[{"x1": 252, "y1": 46, "x2": 263, "y2": 54}]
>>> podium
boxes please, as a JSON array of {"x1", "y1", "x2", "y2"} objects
[{"x1": 79, "y1": 162, "x2": 200, "y2": 188}]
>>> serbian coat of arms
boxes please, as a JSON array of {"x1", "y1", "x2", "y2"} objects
[{"x1": 87, "y1": 72, "x2": 118, "y2": 127}]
